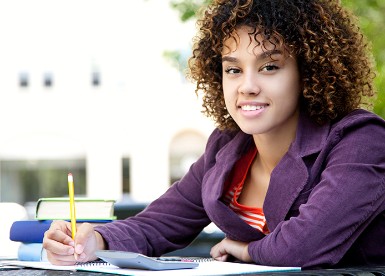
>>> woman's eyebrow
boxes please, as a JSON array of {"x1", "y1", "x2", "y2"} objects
[
  {"x1": 258, "y1": 49, "x2": 283, "y2": 60},
  {"x1": 221, "y1": 56, "x2": 238, "y2": 63},
  {"x1": 222, "y1": 49, "x2": 283, "y2": 63}
]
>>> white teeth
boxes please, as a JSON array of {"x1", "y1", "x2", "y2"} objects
[{"x1": 241, "y1": 105, "x2": 265, "y2": 111}]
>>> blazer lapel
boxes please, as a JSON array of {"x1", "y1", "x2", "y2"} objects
[
  {"x1": 263, "y1": 112, "x2": 331, "y2": 231},
  {"x1": 264, "y1": 152, "x2": 309, "y2": 230},
  {"x1": 203, "y1": 132, "x2": 265, "y2": 241}
]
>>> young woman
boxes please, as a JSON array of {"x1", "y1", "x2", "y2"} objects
[{"x1": 43, "y1": 0, "x2": 385, "y2": 268}]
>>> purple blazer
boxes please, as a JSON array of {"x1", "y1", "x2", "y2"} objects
[{"x1": 95, "y1": 109, "x2": 385, "y2": 268}]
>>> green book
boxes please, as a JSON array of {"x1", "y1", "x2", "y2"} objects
[{"x1": 35, "y1": 198, "x2": 116, "y2": 220}]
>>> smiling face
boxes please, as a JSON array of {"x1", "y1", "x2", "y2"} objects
[{"x1": 222, "y1": 26, "x2": 301, "y2": 139}]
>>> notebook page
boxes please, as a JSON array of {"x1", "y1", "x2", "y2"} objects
[
  {"x1": 2, "y1": 260, "x2": 79, "y2": 271},
  {"x1": 77, "y1": 260, "x2": 300, "y2": 275}
]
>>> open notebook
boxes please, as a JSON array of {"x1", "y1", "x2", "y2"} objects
[{"x1": 2, "y1": 258, "x2": 301, "y2": 276}]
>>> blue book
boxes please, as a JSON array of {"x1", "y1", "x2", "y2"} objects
[
  {"x1": 10, "y1": 220, "x2": 52, "y2": 243},
  {"x1": 10, "y1": 220, "x2": 113, "y2": 243},
  {"x1": 17, "y1": 243, "x2": 47, "y2": 261}
]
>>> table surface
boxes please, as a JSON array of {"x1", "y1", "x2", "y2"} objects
[{"x1": 2, "y1": 266, "x2": 385, "y2": 276}]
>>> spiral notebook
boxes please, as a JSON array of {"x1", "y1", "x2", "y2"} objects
[{"x1": 1, "y1": 258, "x2": 300, "y2": 275}]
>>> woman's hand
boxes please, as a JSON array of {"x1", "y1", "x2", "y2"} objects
[
  {"x1": 43, "y1": 220, "x2": 106, "y2": 265},
  {"x1": 210, "y1": 238, "x2": 252, "y2": 263}
]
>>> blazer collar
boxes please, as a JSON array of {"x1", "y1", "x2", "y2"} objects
[{"x1": 291, "y1": 110, "x2": 331, "y2": 157}]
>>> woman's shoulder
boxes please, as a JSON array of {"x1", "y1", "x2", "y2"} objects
[
  {"x1": 340, "y1": 109, "x2": 384, "y2": 122},
  {"x1": 330, "y1": 109, "x2": 385, "y2": 142}
]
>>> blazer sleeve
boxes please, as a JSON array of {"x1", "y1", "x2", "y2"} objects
[{"x1": 248, "y1": 115, "x2": 385, "y2": 268}]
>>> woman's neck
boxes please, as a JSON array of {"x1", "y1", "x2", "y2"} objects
[{"x1": 252, "y1": 114, "x2": 299, "y2": 174}]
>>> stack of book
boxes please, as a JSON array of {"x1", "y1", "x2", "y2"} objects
[{"x1": 10, "y1": 198, "x2": 116, "y2": 261}]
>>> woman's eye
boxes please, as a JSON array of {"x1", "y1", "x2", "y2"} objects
[
  {"x1": 260, "y1": 64, "x2": 279, "y2": 72},
  {"x1": 224, "y1": 67, "x2": 241, "y2": 74}
]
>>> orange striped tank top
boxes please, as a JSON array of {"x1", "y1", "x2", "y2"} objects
[{"x1": 223, "y1": 146, "x2": 269, "y2": 235}]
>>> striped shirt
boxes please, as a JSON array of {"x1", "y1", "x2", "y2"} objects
[{"x1": 223, "y1": 147, "x2": 270, "y2": 235}]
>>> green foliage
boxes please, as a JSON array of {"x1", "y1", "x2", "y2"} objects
[
  {"x1": 163, "y1": 50, "x2": 187, "y2": 73},
  {"x1": 170, "y1": 0, "x2": 210, "y2": 22},
  {"x1": 341, "y1": 0, "x2": 385, "y2": 117},
  {"x1": 170, "y1": 0, "x2": 385, "y2": 118}
]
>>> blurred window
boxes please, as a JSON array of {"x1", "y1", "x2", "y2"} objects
[
  {"x1": 43, "y1": 72, "x2": 53, "y2": 87},
  {"x1": 19, "y1": 72, "x2": 29, "y2": 87},
  {"x1": 122, "y1": 157, "x2": 130, "y2": 194},
  {"x1": 92, "y1": 71, "x2": 101, "y2": 86}
]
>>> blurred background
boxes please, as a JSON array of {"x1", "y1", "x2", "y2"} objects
[
  {"x1": 0, "y1": 0, "x2": 384, "y2": 219},
  {"x1": 0, "y1": 0, "x2": 215, "y2": 210}
]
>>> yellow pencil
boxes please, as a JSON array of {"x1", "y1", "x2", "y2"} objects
[{"x1": 68, "y1": 173, "x2": 77, "y2": 239}]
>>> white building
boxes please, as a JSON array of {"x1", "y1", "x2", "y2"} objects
[{"x1": 0, "y1": 0, "x2": 214, "y2": 205}]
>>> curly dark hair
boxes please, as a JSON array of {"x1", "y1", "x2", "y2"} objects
[{"x1": 188, "y1": 0, "x2": 376, "y2": 131}]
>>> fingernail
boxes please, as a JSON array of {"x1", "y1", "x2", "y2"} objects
[
  {"x1": 75, "y1": 244, "x2": 83, "y2": 254},
  {"x1": 68, "y1": 247, "x2": 74, "y2": 254},
  {"x1": 69, "y1": 241, "x2": 75, "y2": 246}
]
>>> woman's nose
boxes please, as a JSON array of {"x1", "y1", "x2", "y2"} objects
[{"x1": 238, "y1": 71, "x2": 261, "y2": 95}]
